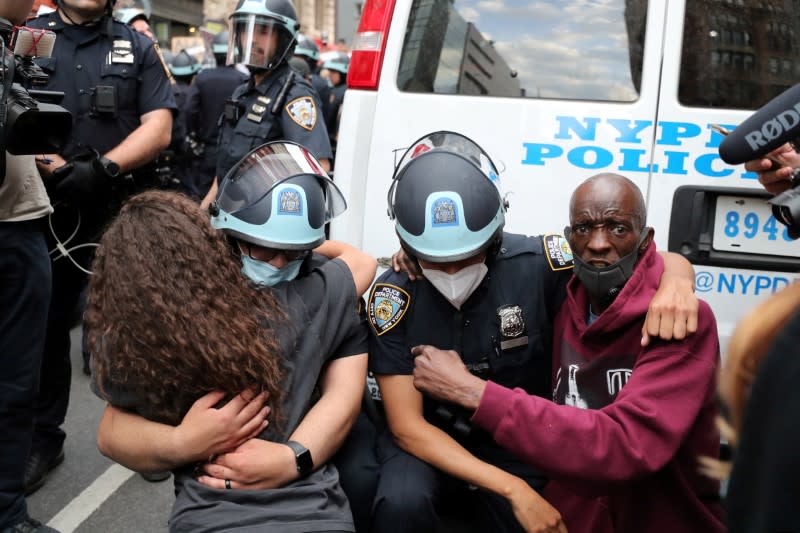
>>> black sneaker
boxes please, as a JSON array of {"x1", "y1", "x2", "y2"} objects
[
  {"x1": 0, "y1": 517, "x2": 60, "y2": 533},
  {"x1": 24, "y1": 449, "x2": 65, "y2": 496}
]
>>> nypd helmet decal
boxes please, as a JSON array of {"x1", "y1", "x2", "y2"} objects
[
  {"x1": 278, "y1": 188, "x2": 303, "y2": 216},
  {"x1": 431, "y1": 197, "x2": 458, "y2": 227}
]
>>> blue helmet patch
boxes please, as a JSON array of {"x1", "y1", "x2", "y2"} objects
[
  {"x1": 431, "y1": 197, "x2": 458, "y2": 227},
  {"x1": 278, "y1": 188, "x2": 303, "y2": 216}
]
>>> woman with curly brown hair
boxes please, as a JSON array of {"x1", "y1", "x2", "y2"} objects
[
  {"x1": 86, "y1": 190, "x2": 286, "y2": 428},
  {"x1": 88, "y1": 142, "x2": 376, "y2": 533}
]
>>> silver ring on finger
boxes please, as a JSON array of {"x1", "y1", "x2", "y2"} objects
[{"x1": 225, "y1": 479, "x2": 232, "y2": 490}]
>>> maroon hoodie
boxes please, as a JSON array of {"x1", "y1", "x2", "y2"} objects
[{"x1": 471, "y1": 243, "x2": 724, "y2": 532}]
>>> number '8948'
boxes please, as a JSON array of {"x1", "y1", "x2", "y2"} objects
[{"x1": 724, "y1": 211, "x2": 793, "y2": 242}]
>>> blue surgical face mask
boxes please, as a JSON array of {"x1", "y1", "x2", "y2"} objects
[{"x1": 241, "y1": 255, "x2": 304, "y2": 286}]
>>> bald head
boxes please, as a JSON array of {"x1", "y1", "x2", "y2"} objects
[{"x1": 569, "y1": 173, "x2": 646, "y2": 231}]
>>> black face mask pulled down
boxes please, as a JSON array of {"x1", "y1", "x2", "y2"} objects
[{"x1": 572, "y1": 228, "x2": 651, "y2": 308}]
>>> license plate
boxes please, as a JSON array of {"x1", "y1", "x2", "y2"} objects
[{"x1": 713, "y1": 196, "x2": 800, "y2": 257}]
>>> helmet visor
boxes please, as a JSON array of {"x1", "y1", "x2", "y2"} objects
[
  {"x1": 388, "y1": 131, "x2": 502, "y2": 218},
  {"x1": 217, "y1": 142, "x2": 347, "y2": 224},
  {"x1": 228, "y1": 14, "x2": 293, "y2": 69}
]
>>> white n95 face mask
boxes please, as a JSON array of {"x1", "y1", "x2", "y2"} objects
[{"x1": 421, "y1": 263, "x2": 488, "y2": 310}]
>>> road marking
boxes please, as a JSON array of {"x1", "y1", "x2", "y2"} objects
[{"x1": 47, "y1": 464, "x2": 134, "y2": 533}]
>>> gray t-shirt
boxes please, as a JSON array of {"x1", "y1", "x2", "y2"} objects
[
  {"x1": 0, "y1": 153, "x2": 52, "y2": 222},
  {"x1": 98, "y1": 255, "x2": 366, "y2": 533}
]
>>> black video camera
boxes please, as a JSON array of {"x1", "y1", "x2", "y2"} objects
[
  {"x1": 0, "y1": 18, "x2": 72, "y2": 184},
  {"x1": 768, "y1": 169, "x2": 800, "y2": 240}
]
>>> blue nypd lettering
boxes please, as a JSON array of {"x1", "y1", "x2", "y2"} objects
[
  {"x1": 695, "y1": 270, "x2": 799, "y2": 295},
  {"x1": 522, "y1": 116, "x2": 757, "y2": 180}
]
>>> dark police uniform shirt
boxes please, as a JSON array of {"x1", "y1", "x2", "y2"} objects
[
  {"x1": 216, "y1": 63, "x2": 332, "y2": 180},
  {"x1": 184, "y1": 66, "x2": 249, "y2": 194},
  {"x1": 185, "y1": 66, "x2": 249, "y2": 147},
  {"x1": 368, "y1": 233, "x2": 572, "y2": 477},
  {"x1": 28, "y1": 12, "x2": 176, "y2": 159},
  {"x1": 94, "y1": 254, "x2": 366, "y2": 532}
]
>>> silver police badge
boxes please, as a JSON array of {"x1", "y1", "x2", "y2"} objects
[
  {"x1": 498, "y1": 305, "x2": 524, "y2": 337},
  {"x1": 497, "y1": 305, "x2": 528, "y2": 350}
]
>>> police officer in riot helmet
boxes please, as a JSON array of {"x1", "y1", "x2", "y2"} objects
[
  {"x1": 336, "y1": 131, "x2": 700, "y2": 533},
  {"x1": 339, "y1": 131, "x2": 565, "y2": 533},
  {"x1": 90, "y1": 141, "x2": 374, "y2": 533},
  {"x1": 212, "y1": 29, "x2": 230, "y2": 65},
  {"x1": 165, "y1": 51, "x2": 200, "y2": 194},
  {"x1": 200, "y1": 0, "x2": 332, "y2": 210},
  {"x1": 294, "y1": 33, "x2": 330, "y2": 112},
  {"x1": 114, "y1": 6, "x2": 154, "y2": 41},
  {"x1": 26, "y1": 0, "x2": 175, "y2": 494},
  {"x1": 183, "y1": 30, "x2": 249, "y2": 199},
  {"x1": 321, "y1": 57, "x2": 348, "y2": 157}
]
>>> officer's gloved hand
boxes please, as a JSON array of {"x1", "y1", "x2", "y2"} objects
[{"x1": 51, "y1": 150, "x2": 114, "y2": 205}]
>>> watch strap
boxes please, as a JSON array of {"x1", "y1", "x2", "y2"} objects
[{"x1": 286, "y1": 440, "x2": 313, "y2": 477}]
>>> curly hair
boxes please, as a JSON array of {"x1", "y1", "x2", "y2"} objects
[{"x1": 85, "y1": 190, "x2": 285, "y2": 427}]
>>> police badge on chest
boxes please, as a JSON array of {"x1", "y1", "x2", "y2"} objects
[{"x1": 497, "y1": 305, "x2": 528, "y2": 351}]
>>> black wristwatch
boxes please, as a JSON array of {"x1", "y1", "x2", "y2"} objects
[
  {"x1": 98, "y1": 156, "x2": 120, "y2": 179},
  {"x1": 286, "y1": 440, "x2": 313, "y2": 478}
]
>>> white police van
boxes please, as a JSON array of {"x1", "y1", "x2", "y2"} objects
[{"x1": 330, "y1": 0, "x2": 800, "y2": 352}]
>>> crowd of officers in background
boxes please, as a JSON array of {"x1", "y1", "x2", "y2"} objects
[{"x1": 146, "y1": 21, "x2": 351, "y2": 201}]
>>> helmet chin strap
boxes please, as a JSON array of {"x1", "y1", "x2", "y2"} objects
[{"x1": 57, "y1": 0, "x2": 110, "y2": 26}]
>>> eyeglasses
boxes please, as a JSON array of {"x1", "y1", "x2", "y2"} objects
[{"x1": 238, "y1": 241, "x2": 308, "y2": 262}]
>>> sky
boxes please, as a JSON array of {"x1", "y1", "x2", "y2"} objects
[{"x1": 448, "y1": 0, "x2": 642, "y2": 101}]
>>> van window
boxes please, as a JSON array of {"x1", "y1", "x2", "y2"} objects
[
  {"x1": 397, "y1": 0, "x2": 647, "y2": 102},
  {"x1": 679, "y1": 0, "x2": 800, "y2": 109}
]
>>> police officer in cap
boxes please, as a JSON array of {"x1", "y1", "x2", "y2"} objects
[
  {"x1": 25, "y1": 0, "x2": 175, "y2": 494},
  {"x1": 184, "y1": 30, "x2": 249, "y2": 199},
  {"x1": 200, "y1": 0, "x2": 332, "y2": 209}
]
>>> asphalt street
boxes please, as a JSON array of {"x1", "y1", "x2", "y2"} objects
[{"x1": 26, "y1": 326, "x2": 174, "y2": 533}]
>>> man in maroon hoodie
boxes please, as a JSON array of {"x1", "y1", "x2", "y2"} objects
[{"x1": 412, "y1": 173, "x2": 725, "y2": 533}]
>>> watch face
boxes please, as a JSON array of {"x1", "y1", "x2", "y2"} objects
[
  {"x1": 296, "y1": 448, "x2": 313, "y2": 475},
  {"x1": 287, "y1": 441, "x2": 313, "y2": 476}
]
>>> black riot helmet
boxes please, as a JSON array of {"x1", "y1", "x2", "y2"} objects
[
  {"x1": 294, "y1": 33, "x2": 320, "y2": 71},
  {"x1": 169, "y1": 50, "x2": 201, "y2": 79},
  {"x1": 210, "y1": 141, "x2": 347, "y2": 250},
  {"x1": 212, "y1": 30, "x2": 230, "y2": 60},
  {"x1": 228, "y1": 0, "x2": 299, "y2": 73},
  {"x1": 388, "y1": 131, "x2": 508, "y2": 263}
]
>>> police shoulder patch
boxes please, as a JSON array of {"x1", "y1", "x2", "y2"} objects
[
  {"x1": 542, "y1": 234, "x2": 574, "y2": 271},
  {"x1": 285, "y1": 96, "x2": 317, "y2": 131},
  {"x1": 368, "y1": 283, "x2": 411, "y2": 336}
]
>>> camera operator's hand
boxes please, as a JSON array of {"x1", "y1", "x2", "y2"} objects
[
  {"x1": 744, "y1": 143, "x2": 800, "y2": 194},
  {"x1": 35, "y1": 153, "x2": 67, "y2": 179}
]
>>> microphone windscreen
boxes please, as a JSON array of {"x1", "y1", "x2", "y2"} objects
[
  {"x1": 11, "y1": 27, "x2": 56, "y2": 59},
  {"x1": 719, "y1": 83, "x2": 800, "y2": 165}
]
